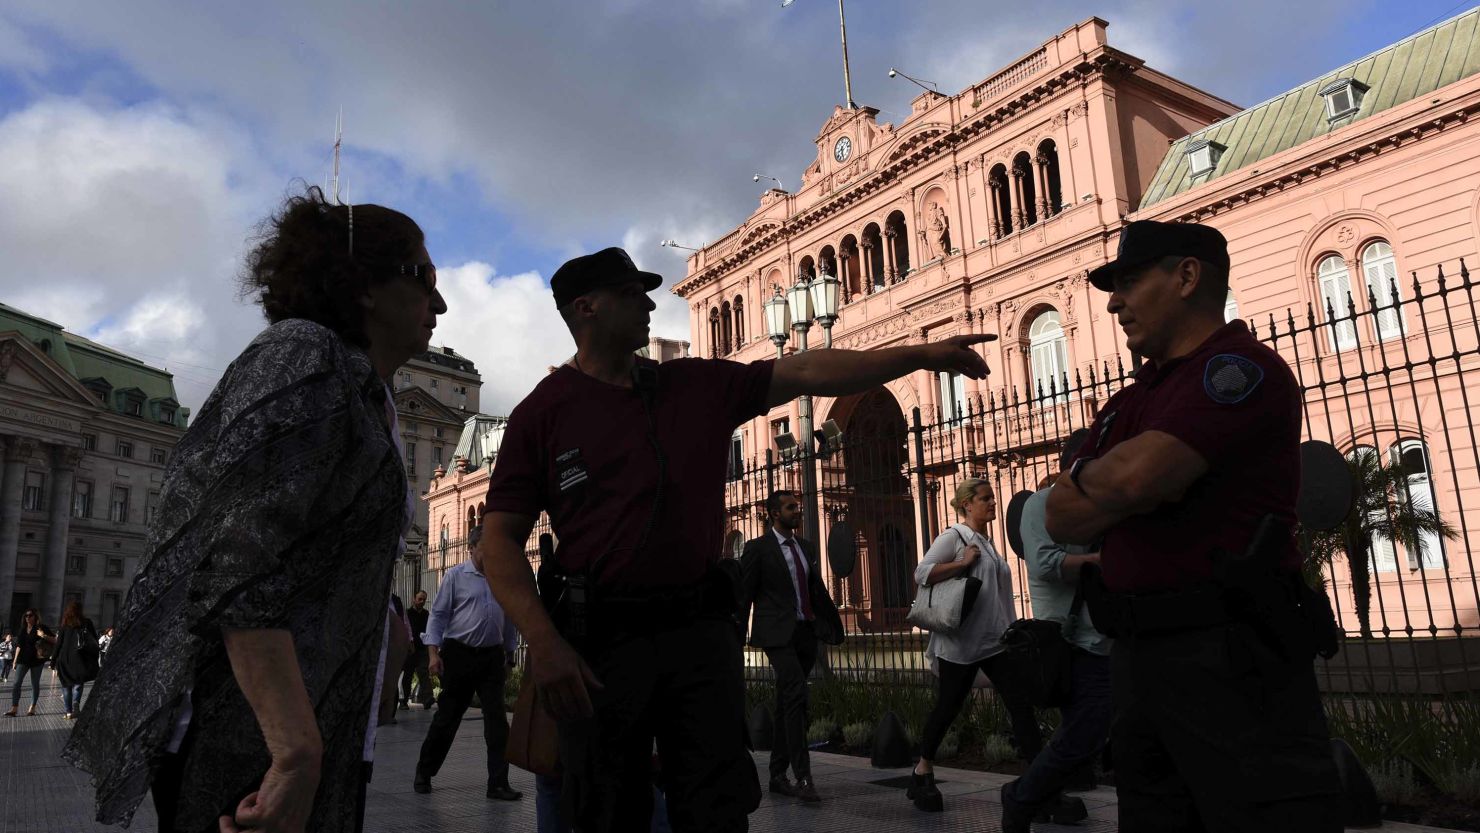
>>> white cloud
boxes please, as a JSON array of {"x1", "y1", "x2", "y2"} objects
[
  {"x1": 0, "y1": 97, "x2": 273, "y2": 410},
  {"x1": 428, "y1": 262, "x2": 572, "y2": 414}
]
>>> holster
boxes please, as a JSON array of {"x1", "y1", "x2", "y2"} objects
[{"x1": 546, "y1": 561, "x2": 742, "y2": 649}]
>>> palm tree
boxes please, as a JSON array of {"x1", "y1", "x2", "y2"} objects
[{"x1": 1306, "y1": 447, "x2": 1457, "y2": 638}]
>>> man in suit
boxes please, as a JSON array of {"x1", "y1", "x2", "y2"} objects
[{"x1": 740, "y1": 489, "x2": 843, "y2": 803}]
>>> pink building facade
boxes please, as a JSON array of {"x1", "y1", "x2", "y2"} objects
[{"x1": 675, "y1": 12, "x2": 1480, "y2": 657}]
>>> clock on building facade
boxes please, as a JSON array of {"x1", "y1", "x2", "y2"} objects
[{"x1": 834, "y1": 135, "x2": 852, "y2": 162}]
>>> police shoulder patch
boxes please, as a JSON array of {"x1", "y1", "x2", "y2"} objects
[{"x1": 1203, "y1": 353, "x2": 1264, "y2": 404}]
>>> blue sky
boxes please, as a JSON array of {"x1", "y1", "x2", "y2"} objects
[{"x1": 0, "y1": 1, "x2": 1470, "y2": 412}]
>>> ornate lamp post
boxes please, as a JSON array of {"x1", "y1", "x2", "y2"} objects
[{"x1": 764, "y1": 286, "x2": 792, "y2": 359}]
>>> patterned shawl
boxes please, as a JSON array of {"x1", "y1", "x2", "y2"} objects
[{"x1": 63, "y1": 319, "x2": 409, "y2": 833}]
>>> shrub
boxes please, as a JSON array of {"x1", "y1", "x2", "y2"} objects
[
  {"x1": 937, "y1": 730, "x2": 960, "y2": 761},
  {"x1": 980, "y1": 735, "x2": 1015, "y2": 768},
  {"x1": 1439, "y1": 764, "x2": 1480, "y2": 805},
  {"x1": 843, "y1": 721, "x2": 872, "y2": 750},
  {"x1": 1369, "y1": 759, "x2": 1423, "y2": 808},
  {"x1": 808, "y1": 718, "x2": 840, "y2": 746}
]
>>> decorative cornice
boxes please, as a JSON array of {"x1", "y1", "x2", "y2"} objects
[{"x1": 674, "y1": 52, "x2": 1135, "y2": 297}]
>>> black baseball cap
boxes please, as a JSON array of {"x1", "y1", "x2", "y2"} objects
[
  {"x1": 550, "y1": 247, "x2": 663, "y2": 308},
  {"x1": 1087, "y1": 220, "x2": 1230, "y2": 291}
]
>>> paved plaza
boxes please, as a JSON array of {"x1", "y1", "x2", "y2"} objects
[{"x1": 0, "y1": 675, "x2": 1459, "y2": 833}]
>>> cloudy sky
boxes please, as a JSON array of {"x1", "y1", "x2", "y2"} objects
[{"x1": 0, "y1": 0, "x2": 1467, "y2": 414}]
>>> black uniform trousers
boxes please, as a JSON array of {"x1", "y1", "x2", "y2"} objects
[
  {"x1": 1111, "y1": 622, "x2": 1343, "y2": 832},
  {"x1": 763, "y1": 620, "x2": 817, "y2": 783},
  {"x1": 416, "y1": 639, "x2": 512, "y2": 787},
  {"x1": 559, "y1": 616, "x2": 761, "y2": 833}
]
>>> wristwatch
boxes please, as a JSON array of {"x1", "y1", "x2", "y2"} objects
[{"x1": 1069, "y1": 456, "x2": 1094, "y2": 493}]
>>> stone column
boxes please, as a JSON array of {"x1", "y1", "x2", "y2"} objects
[
  {"x1": 39, "y1": 445, "x2": 81, "y2": 621},
  {"x1": 0, "y1": 436, "x2": 37, "y2": 628},
  {"x1": 1035, "y1": 153, "x2": 1052, "y2": 218},
  {"x1": 839, "y1": 250, "x2": 853, "y2": 303},
  {"x1": 987, "y1": 179, "x2": 1002, "y2": 239},
  {"x1": 1011, "y1": 169, "x2": 1027, "y2": 229},
  {"x1": 860, "y1": 240, "x2": 876, "y2": 294},
  {"x1": 883, "y1": 228, "x2": 899, "y2": 283}
]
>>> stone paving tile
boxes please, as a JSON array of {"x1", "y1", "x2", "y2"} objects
[{"x1": 2, "y1": 675, "x2": 1463, "y2": 832}]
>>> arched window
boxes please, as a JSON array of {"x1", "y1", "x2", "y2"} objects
[
  {"x1": 862, "y1": 224, "x2": 885, "y2": 290},
  {"x1": 720, "y1": 300, "x2": 733, "y2": 354},
  {"x1": 886, "y1": 211, "x2": 911, "y2": 275},
  {"x1": 1389, "y1": 439, "x2": 1444, "y2": 569},
  {"x1": 1361, "y1": 241, "x2": 1405, "y2": 341},
  {"x1": 1317, "y1": 255, "x2": 1356, "y2": 350},
  {"x1": 708, "y1": 307, "x2": 721, "y2": 357},
  {"x1": 989, "y1": 164, "x2": 1012, "y2": 237},
  {"x1": 439, "y1": 523, "x2": 450, "y2": 554},
  {"x1": 1013, "y1": 152, "x2": 1038, "y2": 227},
  {"x1": 798, "y1": 255, "x2": 816, "y2": 281},
  {"x1": 1028, "y1": 310, "x2": 1069, "y2": 402},
  {"x1": 1349, "y1": 446, "x2": 1398, "y2": 572},
  {"x1": 733, "y1": 296, "x2": 745, "y2": 347},
  {"x1": 1037, "y1": 139, "x2": 1063, "y2": 216},
  {"x1": 467, "y1": 506, "x2": 477, "y2": 538},
  {"x1": 839, "y1": 236, "x2": 860, "y2": 299},
  {"x1": 1224, "y1": 289, "x2": 1240, "y2": 324}
]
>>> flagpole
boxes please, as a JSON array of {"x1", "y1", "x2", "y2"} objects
[{"x1": 838, "y1": 0, "x2": 856, "y2": 109}]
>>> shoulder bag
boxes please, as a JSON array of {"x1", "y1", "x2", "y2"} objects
[
  {"x1": 997, "y1": 580, "x2": 1085, "y2": 707},
  {"x1": 905, "y1": 528, "x2": 984, "y2": 635},
  {"x1": 506, "y1": 661, "x2": 560, "y2": 776}
]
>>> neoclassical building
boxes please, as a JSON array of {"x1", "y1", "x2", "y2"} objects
[
  {"x1": 676, "y1": 12, "x2": 1480, "y2": 642},
  {"x1": 0, "y1": 303, "x2": 187, "y2": 633}
]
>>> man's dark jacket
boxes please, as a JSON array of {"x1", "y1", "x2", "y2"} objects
[{"x1": 739, "y1": 532, "x2": 843, "y2": 648}]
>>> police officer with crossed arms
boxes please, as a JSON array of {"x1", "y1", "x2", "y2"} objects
[{"x1": 1046, "y1": 221, "x2": 1343, "y2": 832}]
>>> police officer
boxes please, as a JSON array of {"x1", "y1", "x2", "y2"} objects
[
  {"x1": 477, "y1": 247, "x2": 994, "y2": 832},
  {"x1": 1045, "y1": 221, "x2": 1343, "y2": 832}
]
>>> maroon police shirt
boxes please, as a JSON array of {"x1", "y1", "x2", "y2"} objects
[
  {"x1": 485, "y1": 357, "x2": 774, "y2": 591},
  {"x1": 1072, "y1": 321, "x2": 1303, "y2": 594}
]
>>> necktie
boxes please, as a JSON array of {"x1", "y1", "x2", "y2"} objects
[{"x1": 785, "y1": 539, "x2": 815, "y2": 620}]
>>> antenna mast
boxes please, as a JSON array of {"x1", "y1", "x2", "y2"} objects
[{"x1": 331, "y1": 108, "x2": 343, "y2": 203}]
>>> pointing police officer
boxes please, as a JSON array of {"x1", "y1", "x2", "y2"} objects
[
  {"x1": 477, "y1": 247, "x2": 996, "y2": 832},
  {"x1": 1045, "y1": 221, "x2": 1343, "y2": 832}
]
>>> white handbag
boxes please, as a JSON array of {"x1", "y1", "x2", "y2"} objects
[{"x1": 905, "y1": 528, "x2": 984, "y2": 634}]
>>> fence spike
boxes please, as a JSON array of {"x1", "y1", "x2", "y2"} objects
[{"x1": 1459, "y1": 257, "x2": 1470, "y2": 287}]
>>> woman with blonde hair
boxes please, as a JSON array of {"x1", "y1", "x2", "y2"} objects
[{"x1": 907, "y1": 478, "x2": 1041, "y2": 812}]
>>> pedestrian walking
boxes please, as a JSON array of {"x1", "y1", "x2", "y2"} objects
[
  {"x1": 0, "y1": 632, "x2": 14, "y2": 682},
  {"x1": 999, "y1": 432, "x2": 1108, "y2": 832},
  {"x1": 908, "y1": 479, "x2": 1041, "y2": 812},
  {"x1": 63, "y1": 185, "x2": 446, "y2": 833},
  {"x1": 413, "y1": 526, "x2": 523, "y2": 801},
  {"x1": 52, "y1": 600, "x2": 100, "y2": 720},
  {"x1": 4, "y1": 610, "x2": 55, "y2": 717},
  {"x1": 739, "y1": 489, "x2": 843, "y2": 803},
  {"x1": 400, "y1": 590, "x2": 434, "y2": 709},
  {"x1": 479, "y1": 245, "x2": 995, "y2": 832},
  {"x1": 97, "y1": 628, "x2": 114, "y2": 666},
  {"x1": 1046, "y1": 220, "x2": 1344, "y2": 831}
]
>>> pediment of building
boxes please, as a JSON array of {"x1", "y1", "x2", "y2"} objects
[
  {"x1": 0, "y1": 332, "x2": 100, "y2": 409},
  {"x1": 394, "y1": 386, "x2": 463, "y2": 422}
]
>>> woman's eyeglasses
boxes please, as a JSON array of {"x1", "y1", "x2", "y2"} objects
[{"x1": 399, "y1": 263, "x2": 437, "y2": 294}]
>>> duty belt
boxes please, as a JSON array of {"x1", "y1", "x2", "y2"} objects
[{"x1": 1083, "y1": 579, "x2": 1233, "y2": 638}]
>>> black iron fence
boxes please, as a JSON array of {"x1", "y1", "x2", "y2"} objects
[{"x1": 727, "y1": 260, "x2": 1480, "y2": 701}]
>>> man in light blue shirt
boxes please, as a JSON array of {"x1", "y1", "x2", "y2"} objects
[
  {"x1": 414, "y1": 526, "x2": 523, "y2": 801},
  {"x1": 1001, "y1": 432, "x2": 1113, "y2": 833}
]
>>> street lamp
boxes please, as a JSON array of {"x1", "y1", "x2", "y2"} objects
[
  {"x1": 660, "y1": 239, "x2": 699, "y2": 251},
  {"x1": 753, "y1": 174, "x2": 785, "y2": 191},
  {"x1": 766, "y1": 268, "x2": 842, "y2": 546},
  {"x1": 764, "y1": 285, "x2": 792, "y2": 359}
]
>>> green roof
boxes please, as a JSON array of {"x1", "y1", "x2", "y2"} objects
[
  {"x1": 1141, "y1": 6, "x2": 1480, "y2": 208},
  {"x1": 0, "y1": 301, "x2": 188, "y2": 428}
]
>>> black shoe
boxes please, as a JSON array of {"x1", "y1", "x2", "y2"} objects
[
  {"x1": 398, "y1": 700, "x2": 409, "y2": 711},
  {"x1": 413, "y1": 768, "x2": 432, "y2": 794},
  {"x1": 796, "y1": 777, "x2": 821, "y2": 803},
  {"x1": 1000, "y1": 782, "x2": 1034, "y2": 833},
  {"x1": 487, "y1": 785, "x2": 523, "y2": 801},
  {"x1": 907, "y1": 770, "x2": 943, "y2": 812},
  {"x1": 1036, "y1": 794, "x2": 1087, "y2": 824},
  {"x1": 768, "y1": 777, "x2": 799, "y2": 797}
]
